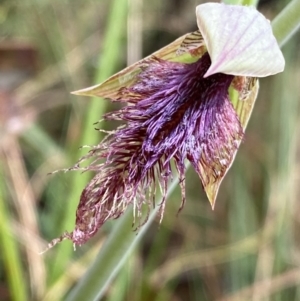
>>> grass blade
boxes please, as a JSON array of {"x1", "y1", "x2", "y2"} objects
[
  {"x1": 0, "y1": 166, "x2": 27, "y2": 301},
  {"x1": 49, "y1": 0, "x2": 129, "y2": 282},
  {"x1": 272, "y1": 0, "x2": 300, "y2": 47}
]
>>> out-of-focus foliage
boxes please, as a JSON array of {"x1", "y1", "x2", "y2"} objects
[{"x1": 0, "y1": 0, "x2": 299, "y2": 300}]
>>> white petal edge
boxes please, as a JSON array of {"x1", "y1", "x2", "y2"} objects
[{"x1": 195, "y1": 3, "x2": 285, "y2": 78}]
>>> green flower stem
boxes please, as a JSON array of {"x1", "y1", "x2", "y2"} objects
[
  {"x1": 49, "y1": 0, "x2": 128, "y2": 282},
  {"x1": 272, "y1": 0, "x2": 300, "y2": 47},
  {"x1": 65, "y1": 176, "x2": 180, "y2": 301},
  {"x1": 0, "y1": 167, "x2": 27, "y2": 301}
]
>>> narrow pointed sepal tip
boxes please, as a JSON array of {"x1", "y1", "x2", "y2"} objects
[
  {"x1": 71, "y1": 83, "x2": 101, "y2": 97},
  {"x1": 204, "y1": 182, "x2": 220, "y2": 211},
  {"x1": 71, "y1": 89, "x2": 91, "y2": 96},
  {"x1": 208, "y1": 195, "x2": 216, "y2": 211},
  {"x1": 211, "y1": 202, "x2": 216, "y2": 211}
]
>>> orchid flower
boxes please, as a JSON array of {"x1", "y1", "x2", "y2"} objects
[{"x1": 47, "y1": 3, "x2": 284, "y2": 249}]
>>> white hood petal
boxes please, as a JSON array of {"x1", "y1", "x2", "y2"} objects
[{"x1": 196, "y1": 3, "x2": 285, "y2": 77}]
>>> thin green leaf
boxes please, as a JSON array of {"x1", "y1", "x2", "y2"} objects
[
  {"x1": 272, "y1": 0, "x2": 300, "y2": 47},
  {"x1": 0, "y1": 167, "x2": 27, "y2": 301},
  {"x1": 49, "y1": 0, "x2": 129, "y2": 282}
]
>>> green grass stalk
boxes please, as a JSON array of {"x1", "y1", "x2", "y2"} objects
[
  {"x1": 49, "y1": 0, "x2": 129, "y2": 282},
  {"x1": 0, "y1": 167, "x2": 27, "y2": 301},
  {"x1": 272, "y1": 0, "x2": 300, "y2": 47}
]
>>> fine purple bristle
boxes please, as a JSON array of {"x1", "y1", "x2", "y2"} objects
[{"x1": 48, "y1": 52, "x2": 243, "y2": 247}]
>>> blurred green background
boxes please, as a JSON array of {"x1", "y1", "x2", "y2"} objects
[{"x1": 0, "y1": 0, "x2": 300, "y2": 300}]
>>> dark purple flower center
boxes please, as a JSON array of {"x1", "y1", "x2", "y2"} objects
[
  {"x1": 118, "y1": 53, "x2": 239, "y2": 179},
  {"x1": 69, "y1": 52, "x2": 243, "y2": 245}
]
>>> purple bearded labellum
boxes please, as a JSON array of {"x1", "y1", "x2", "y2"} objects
[{"x1": 45, "y1": 3, "x2": 284, "y2": 250}]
